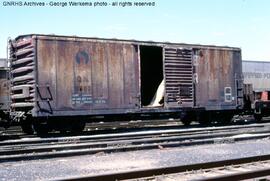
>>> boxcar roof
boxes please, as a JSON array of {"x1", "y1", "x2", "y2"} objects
[
  {"x1": 15, "y1": 34, "x2": 241, "y2": 51},
  {"x1": 243, "y1": 60, "x2": 270, "y2": 63}
]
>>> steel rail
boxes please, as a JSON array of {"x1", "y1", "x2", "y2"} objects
[
  {"x1": 0, "y1": 127, "x2": 270, "y2": 154},
  {"x1": 0, "y1": 123, "x2": 269, "y2": 152},
  {"x1": 54, "y1": 154, "x2": 270, "y2": 181},
  {"x1": 0, "y1": 131, "x2": 269, "y2": 163},
  {"x1": 0, "y1": 123, "x2": 266, "y2": 147},
  {"x1": 197, "y1": 168, "x2": 270, "y2": 181},
  {"x1": 0, "y1": 115, "x2": 266, "y2": 142}
]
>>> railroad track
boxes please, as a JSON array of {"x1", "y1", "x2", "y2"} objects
[
  {"x1": 0, "y1": 123, "x2": 270, "y2": 163},
  {"x1": 57, "y1": 154, "x2": 270, "y2": 181},
  {"x1": 0, "y1": 118, "x2": 183, "y2": 140},
  {"x1": 0, "y1": 115, "x2": 263, "y2": 141},
  {"x1": 85, "y1": 118, "x2": 182, "y2": 131}
]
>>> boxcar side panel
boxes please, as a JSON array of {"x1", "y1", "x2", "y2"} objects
[
  {"x1": 195, "y1": 49, "x2": 241, "y2": 110},
  {"x1": 36, "y1": 38, "x2": 139, "y2": 116},
  {"x1": 36, "y1": 39, "x2": 57, "y2": 112},
  {"x1": 123, "y1": 44, "x2": 139, "y2": 108},
  {"x1": 107, "y1": 43, "x2": 124, "y2": 108}
]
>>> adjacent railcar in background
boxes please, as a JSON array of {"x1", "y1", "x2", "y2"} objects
[
  {"x1": 7, "y1": 34, "x2": 243, "y2": 134},
  {"x1": 0, "y1": 58, "x2": 9, "y2": 126},
  {"x1": 243, "y1": 60, "x2": 270, "y2": 121}
]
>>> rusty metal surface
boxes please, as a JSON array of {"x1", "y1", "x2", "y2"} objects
[
  {"x1": 195, "y1": 49, "x2": 242, "y2": 110},
  {"x1": 243, "y1": 60, "x2": 270, "y2": 92},
  {"x1": 36, "y1": 37, "x2": 140, "y2": 116},
  {"x1": 164, "y1": 47, "x2": 193, "y2": 108}
]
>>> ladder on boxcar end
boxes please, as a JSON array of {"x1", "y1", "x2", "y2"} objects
[{"x1": 235, "y1": 77, "x2": 244, "y2": 107}]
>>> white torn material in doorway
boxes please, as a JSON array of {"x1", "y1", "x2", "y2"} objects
[{"x1": 148, "y1": 79, "x2": 165, "y2": 107}]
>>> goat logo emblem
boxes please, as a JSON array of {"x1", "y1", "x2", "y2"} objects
[{"x1": 75, "y1": 50, "x2": 90, "y2": 64}]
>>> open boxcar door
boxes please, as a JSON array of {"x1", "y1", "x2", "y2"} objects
[{"x1": 163, "y1": 46, "x2": 194, "y2": 108}]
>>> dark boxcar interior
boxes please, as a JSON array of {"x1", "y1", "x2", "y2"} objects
[{"x1": 140, "y1": 46, "x2": 163, "y2": 107}]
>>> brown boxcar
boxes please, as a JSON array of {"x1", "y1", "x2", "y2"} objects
[
  {"x1": 9, "y1": 34, "x2": 243, "y2": 133},
  {"x1": 0, "y1": 59, "x2": 9, "y2": 110},
  {"x1": 0, "y1": 58, "x2": 9, "y2": 125}
]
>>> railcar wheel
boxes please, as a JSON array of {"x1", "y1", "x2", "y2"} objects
[
  {"x1": 198, "y1": 113, "x2": 211, "y2": 125},
  {"x1": 71, "y1": 121, "x2": 86, "y2": 133},
  {"x1": 33, "y1": 122, "x2": 50, "y2": 135},
  {"x1": 254, "y1": 114, "x2": 262, "y2": 122},
  {"x1": 181, "y1": 119, "x2": 191, "y2": 126},
  {"x1": 21, "y1": 121, "x2": 34, "y2": 134},
  {"x1": 181, "y1": 113, "x2": 195, "y2": 126},
  {"x1": 219, "y1": 114, "x2": 233, "y2": 124}
]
